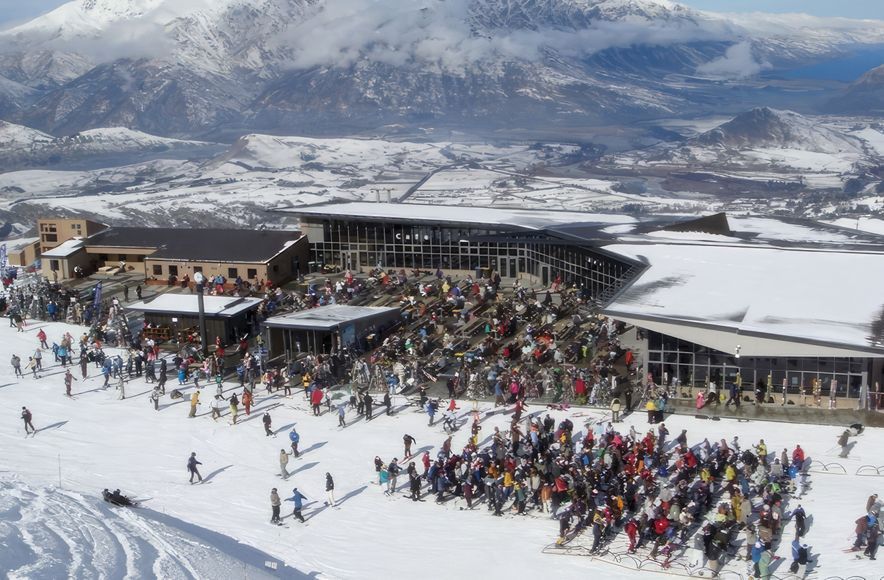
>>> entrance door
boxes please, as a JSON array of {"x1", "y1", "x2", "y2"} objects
[{"x1": 508, "y1": 257, "x2": 517, "y2": 279}]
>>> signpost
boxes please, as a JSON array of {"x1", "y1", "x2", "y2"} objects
[{"x1": 194, "y1": 272, "x2": 208, "y2": 356}]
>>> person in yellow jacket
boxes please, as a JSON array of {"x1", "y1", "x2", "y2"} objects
[
  {"x1": 188, "y1": 390, "x2": 200, "y2": 418},
  {"x1": 646, "y1": 399, "x2": 657, "y2": 424}
]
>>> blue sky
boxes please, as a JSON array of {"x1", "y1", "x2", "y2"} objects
[{"x1": 0, "y1": 0, "x2": 882, "y2": 28}]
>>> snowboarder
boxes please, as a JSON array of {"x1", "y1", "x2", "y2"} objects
[
  {"x1": 187, "y1": 452, "x2": 203, "y2": 483},
  {"x1": 289, "y1": 427, "x2": 300, "y2": 457},
  {"x1": 21, "y1": 406, "x2": 34, "y2": 434},
  {"x1": 403, "y1": 434, "x2": 416, "y2": 458},
  {"x1": 325, "y1": 472, "x2": 336, "y2": 506},
  {"x1": 262, "y1": 412, "x2": 273, "y2": 436},
  {"x1": 270, "y1": 488, "x2": 282, "y2": 524},
  {"x1": 64, "y1": 369, "x2": 77, "y2": 397},
  {"x1": 285, "y1": 488, "x2": 307, "y2": 522}
]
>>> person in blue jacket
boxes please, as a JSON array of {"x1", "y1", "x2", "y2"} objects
[
  {"x1": 285, "y1": 488, "x2": 307, "y2": 522},
  {"x1": 426, "y1": 399, "x2": 437, "y2": 426},
  {"x1": 289, "y1": 427, "x2": 300, "y2": 457}
]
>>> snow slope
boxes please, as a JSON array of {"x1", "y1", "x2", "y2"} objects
[
  {"x1": 0, "y1": 478, "x2": 304, "y2": 579},
  {"x1": 0, "y1": 319, "x2": 881, "y2": 579},
  {"x1": 0, "y1": 121, "x2": 220, "y2": 172}
]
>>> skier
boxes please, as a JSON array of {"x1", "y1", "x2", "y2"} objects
[
  {"x1": 387, "y1": 458, "x2": 400, "y2": 495},
  {"x1": 270, "y1": 488, "x2": 282, "y2": 524},
  {"x1": 403, "y1": 434, "x2": 416, "y2": 458},
  {"x1": 117, "y1": 374, "x2": 126, "y2": 400},
  {"x1": 289, "y1": 427, "x2": 300, "y2": 457},
  {"x1": 407, "y1": 461, "x2": 421, "y2": 501},
  {"x1": 285, "y1": 488, "x2": 307, "y2": 522},
  {"x1": 37, "y1": 328, "x2": 48, "y2": 349},
  {"x1": 11, "y1": 354, "x2": 22, "y2": 378},
  {"x1": 187, "y1": 452, "x2": 203, "y2": 484},
  {"x1": 383, "y1": 391, "x2": 392, "y2": 415},
  {"x1": 158, "y1": 359, "x2": 168, "y2": 394},
  {"x1": 150, "y1": 386, "x2": 161, "y2": 411},
  {"x1": 21, "y1": 406, "x2": 35, "y2": 434},
  {"x1": 24, "y1": 356, "x2": 38, "y2": 378},
  {"x1": 64, "y1": 369, "x2": 77, "y2": 397},
  {"x1": 262, "y1": 412, "x2": 273, "y2": 436},
  {"x1": 279, "y1": 449, "x2": 291, "y2": 478},
  {"x1": 210, "y1": 394, "x2": 224, "y2": 420},
  {"x1": 325, "y1": 472, "x2": 336, "y2": 507}
]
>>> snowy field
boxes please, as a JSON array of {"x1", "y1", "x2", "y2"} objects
[{"x1": 0, "y1": 321, "x2": 882, "y2": 579}]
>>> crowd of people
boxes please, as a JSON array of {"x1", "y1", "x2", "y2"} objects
[{"x1": 5, "y1": 267, "x2": 879, "y2": 577}]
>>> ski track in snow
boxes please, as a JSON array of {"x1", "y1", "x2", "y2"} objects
[{"x1": 0, "y1": 320, "x2": 882, "y2": 579}]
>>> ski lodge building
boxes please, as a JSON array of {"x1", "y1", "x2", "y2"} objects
[
  {"x1": 36, "y1": 220, "x2": 309, "y2": 287},
  {"x1": 284, "y1": 202, "x2": 884, "y2": 406}
]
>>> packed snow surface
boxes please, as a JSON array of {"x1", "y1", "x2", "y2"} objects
[{"x1": 0, "y1": 320, "x2": 881, "y2": 579}]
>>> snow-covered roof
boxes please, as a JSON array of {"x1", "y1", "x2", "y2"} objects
[
  {"x1": 126, "y1": 294, "x2": 262, "y2": 317},
  {"x1": 41, "y1": 239, "x2": 85, "y2": 258},
  {"x1": 287, "y1": 202, "x2": 636, "y2": 230},
  {"x1": 265, "y1": 305, "x2": 401, "y2": 330},
  {"x1": 3, "y1": 237, "x2": 39, "y2": 251},
  {"x1": 604, "y1": 243, "x2": 884, "y2": 355}
]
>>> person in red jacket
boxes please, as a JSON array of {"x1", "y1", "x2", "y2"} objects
[
  {"x1": 625, "y1": 518, "x2": 640, "y2": 552},
  {"x1": 792, "y1": 444, "x2": 805, "y2": 465},
  {"x1": 36, "y1": 329, "x2": 48, "y2": 349},
  {"x1": 242, "y1": 389, "x2": 253, "y2": 416},
  {"x1": 311, "y1": 387, "x2": 324, "y2": 416}
]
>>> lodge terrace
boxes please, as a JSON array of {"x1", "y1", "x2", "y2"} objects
[{"x1": 282, "y1": 202, "x2": 884, "y2": 407}]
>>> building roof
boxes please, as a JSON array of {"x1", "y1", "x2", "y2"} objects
[
  {"x1": 285, "y1": 202, "x2": 637, "y2": 231},
  {"x1": 126, "y1": 294, "x2": 262, "y2": 317},
  {"x1": 85, "y1": 227, "x2": 303, "y2": 263},
  {"x1": 603, "y1": 243, "x2": 884, "y2": 356},
  {"x1": 41, "y1": 239, "x2": 85, "y2": 258},
  {"x1": 3, "y1": 237, "x2": 39, "y2": 251},
  {"x1": 265, "y1": 305, "x2": 401, "y2": 331}
]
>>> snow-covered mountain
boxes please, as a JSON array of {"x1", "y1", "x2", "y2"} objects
[
  {"x1": 695, "y1": 108, "x2": 864, "y2": 154},
  {"x1": 1, "y1": 0, "x2": 883, "y2": 137},
  {"x1": 0, "y1": 121, "x2": 222, "y2": 171}
]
